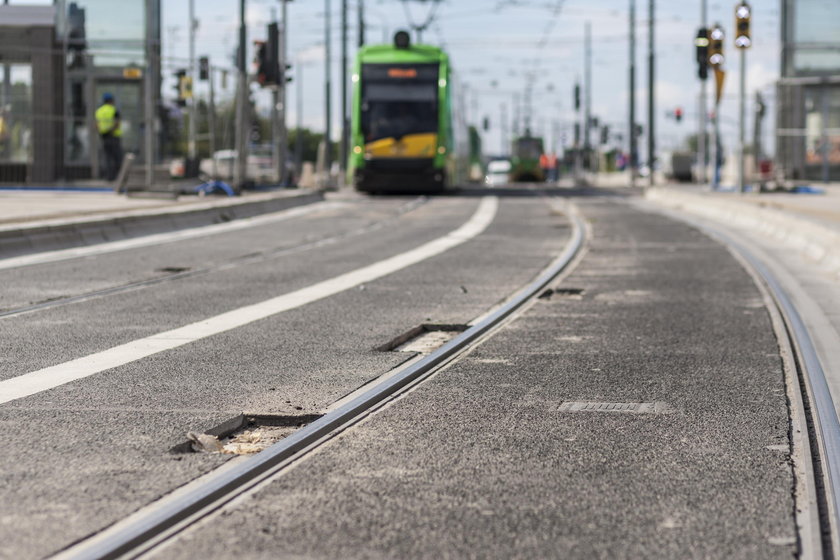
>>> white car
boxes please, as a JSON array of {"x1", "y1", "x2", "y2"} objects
[{"x1": 485, "y1": 160, "x2": 511, "y2": 187}]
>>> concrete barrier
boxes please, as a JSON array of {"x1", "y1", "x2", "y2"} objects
[{"x1": 0, "y1": 190, "x2": 324, "y2": 258}]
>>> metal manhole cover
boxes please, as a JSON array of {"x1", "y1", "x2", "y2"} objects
[{"x1": 558, "y1": 401, "x2": 670, "y2": 413}]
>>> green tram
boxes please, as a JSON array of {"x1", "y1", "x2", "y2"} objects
[
  {"x1": 510, "y1": 134, "x2": 546, "y2": 182},
  {"x1": 349, "y1": 31, "x2": 457, "y2": 194}
]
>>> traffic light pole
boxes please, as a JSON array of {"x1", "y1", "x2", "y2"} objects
[
  {"x1": 738, "y1": 47, "x2": 746, "y2": 193},
  {"x1": 278, "y1": 0, "x2": 289, "y2": 186},
  {"x1": 628, "y1": 0, "x2": 636, "y2": 188},
  {"x1": 647, "y1": 0, "x2": 655, "y2": 189},
  {"x1": 698, "y1": 0, "x2": 707, "y2": 185},
  {"x1": 188, "y1": 0, "x2": 197, "y2": 164}
]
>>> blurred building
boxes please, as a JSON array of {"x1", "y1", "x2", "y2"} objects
[
  {"x1": 0, "y1": 0, "x2": 160, "y2": 184},
  {"x1": 777, "y1": 0, "x2": 840, "y2": 182}
]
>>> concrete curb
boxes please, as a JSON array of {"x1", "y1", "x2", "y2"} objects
[
  {"x1": 646, "y1": 188, "x2": 840, "y2": 279},
  {"x1": 0, "y1": 190, "x2": 325, "y2": 258}
]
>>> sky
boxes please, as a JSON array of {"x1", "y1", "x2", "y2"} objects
[
  {"x1": 161, "y1": 0, "x2": 781, "y2": 159},
  {"x1": 15, "y1": 0, "x2": 785, "y2": 159}
]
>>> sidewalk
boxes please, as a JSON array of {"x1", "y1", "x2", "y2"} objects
[
  {"x1": 0, "y1": 186, "x2": 324, "y2": 257},
  {"x1": 644, "y1": 183, "x2": 840, "y2": 278}
]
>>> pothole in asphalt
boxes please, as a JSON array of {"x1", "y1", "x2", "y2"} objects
[
  {"x1": 377, "y1": 324, "x2": 469, "y2": 354},
  {"x1": 173, "y1": 413, "x2": 323, "y2": 455},
  {"x1": 156, "y1": 266, "x2": 191, "y2": 274}
]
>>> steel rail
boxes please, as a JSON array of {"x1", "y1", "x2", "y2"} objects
[
  {"x1": 707, "y1": 229, "x2": 840, "y2": 554},
  {"x1": 643, "y1": 202, "x2": 840, "y2": 557},
  {"x1": 56, "y1": 200, "x2": 587, "y2": 560}
]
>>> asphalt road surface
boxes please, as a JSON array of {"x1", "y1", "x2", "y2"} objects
[{"x1": 0, "y1": 188, "x2": 798, "y2": 559}]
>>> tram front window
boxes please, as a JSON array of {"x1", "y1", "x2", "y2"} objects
[{"x1": 361, "y1": 83, "x2": 438, "y2": 143}]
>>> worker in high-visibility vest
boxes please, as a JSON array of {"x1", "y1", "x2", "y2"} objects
[{"x1": 95, "y1": 92, "x2": 123, "y2": 181}]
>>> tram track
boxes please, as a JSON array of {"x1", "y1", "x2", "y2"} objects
[
  {"x1": 638, "y1": 201, "x2": 840, "y2": 559},
  {"x1": 51, "y1": 196, "x2": 587, "y2": 560},
  {"x1": 0, "y1": 196, "x2": 429, "y2": 320}
]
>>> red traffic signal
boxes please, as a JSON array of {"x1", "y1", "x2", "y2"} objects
[{"x1": 675, "y1": 107, "x2": 683, "y2": 122}]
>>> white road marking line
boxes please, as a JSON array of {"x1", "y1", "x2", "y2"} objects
[
  {"x1": 0, "y1": 201, "x2": 346, "y2": 271},
  {"x1": 0, "y1": 197, "x2": 498, "y2": 405}
]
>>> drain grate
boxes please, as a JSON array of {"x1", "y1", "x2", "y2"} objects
[
  {"x1": 558, "y1": 401, "x2": 669, "y2": 413},
  {"x1": 174, "y1": 413, "x2": 322, "y2": 455},
  {"x1": 377, "y1": 324, "x2": 469, "y2": 354}
]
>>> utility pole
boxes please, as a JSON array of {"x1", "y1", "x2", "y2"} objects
[
  {"x1": 234, "y1": 0, "x2": 248, "y2": 191},
  {"x1": 647, "y1": 0, "x2": 655, "y2": 188},
  {"x1": 208, "y1": 64, "x2": 218, "y2": 179},
  {"x1": 143, "y1": 0, "x2": 156, "y2": 190},
  {"x1": 188, "y1": 0, "x2": 197, "y2": 165},
  {"x1": 358, "y1": 0, "x2": 365, "y2": 48},
  {"x1": 340, "y1": 0, "x2": 348, "y2": 177},
  {"x1": 500, "y1": 102, "x2": 508, "y2": 155},
  {"x1": 324, "y1": 0, "x2": 332, "y2": 187},
  {"x1": 735, "y1": 1, "x2": 751, "y2": 193},
  {"x1": 628, "y1": 0, "x2": 637, "y2": 188},
  {"x1": 295, "y1": 58, "x2": 304, "y2": 178},
  {"x1": 279, "y1": 0, "x2": 289, "y2": 185},
  {"x1": 271, "y1": 9, "x2": 280, "y2": 183},
  {"x1": 698, "y1": 0, "x2": 708, "y2": 184},
  {"x1": 512, "y1": 92, "x2": 520, "y2": 137},
  {"x1": 2, "y1": 0, "x2": 9, "y2": 110},
  {"x1": 584, "y1": 21, "x2": 592, "y2": 159}
]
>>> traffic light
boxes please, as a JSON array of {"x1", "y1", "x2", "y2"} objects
[
  {"x1": 254, "y1": 40, "x2": 269, "y2": 86},
  {"x1": 198, "y1": 56, "x2": 209, "y2": 81},
  {"x1": 734, "y1": 2, "x2": 751, "y2": 49},
  {"x1": 173, "y1": 69, "x2": 187, "y2": 107},
  {"x1": 709, "y1": 24, "x2": 725, "y2": 68},
  {"x1": 574, "y1": 84, "x2": 580, "y2": 111},
  {"x1": 675, "y1": 107, "x2": 683, "y2": 122},
  {"x1": 282, "y1": 63, "x2": 293, "y2": 83},
  {"x1": 695, "y1": 28, "x2": 709, "y2": 81},
  {"x1": 265, "y1": 22, "x2": 280, "y2": 85},
  {"x1": 600, "y1": 125, "x2": 609, "y2": 145}
]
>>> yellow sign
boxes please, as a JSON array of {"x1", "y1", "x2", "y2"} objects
[
  {"x1": 122, "y1": 67, "x2": 143, "y2": 79},
  {"x1": 714, "y1": 68, "x2": 726, "y2": 106},
  {"x1": 179, "y1": 76, "x2": 194, "y2": 100}
]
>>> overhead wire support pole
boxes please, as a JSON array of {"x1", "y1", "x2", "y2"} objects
[
  {"x1": 647, "y1": 0, "x2": 655, "y2": 189},
  {"x1": 143, "y1": 0, "x2": 156, "y2": 191},
  {"x1": 358, "y1": 0, "x2": 365, "y2": 48},
  {"x1": 583, "y1": 21, "x2": 591, "y2": 160},
  {"x1": 341, "y1": 0, "x2": 348, "y2": 179},
  {"x1": 324, "y1": 0, "x2": 332, "y2": 188},
  {"x1": 234, "y1": 0, "x2": 248, "y2": 192},
  {"x1": 188, "y1": 0, "x2": 197, "y2": 164},
  {"x1": 628, "y1": 0, "x2": 636, "y2": 188},
  {"x1": 279, "y1": 0, "x2": 289, "y2": 186}
]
